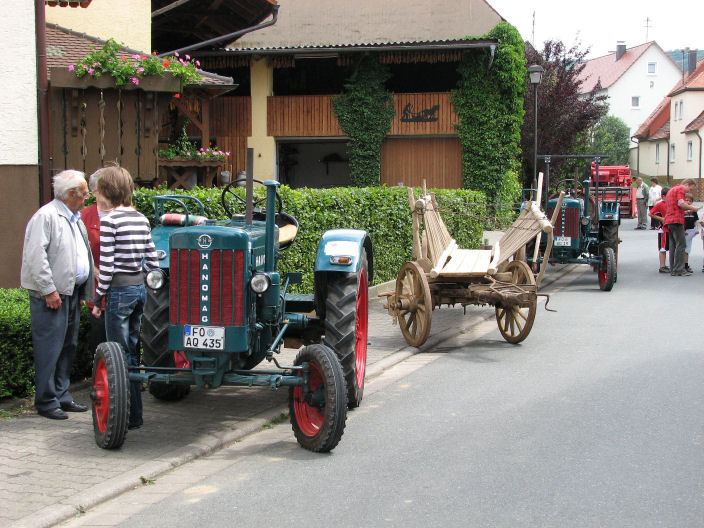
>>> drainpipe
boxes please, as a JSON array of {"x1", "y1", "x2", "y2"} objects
[
  {"x1": 157, "y1": 5, "x2": 279, "y2": 57},
  {"x1": 666, "y1": 139, "x2": 671, "y2": 185},
  {"x1": 696, "y1": 130, "x2": 703, "y2": 199},
  {"x1": 35, "y1": 0, "x2": 51, "y2": 205},
  {"x1": 630, "y1": 136, "x2": 639, "y2": 175}
]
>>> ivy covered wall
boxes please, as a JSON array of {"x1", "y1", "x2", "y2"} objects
[{"x1": 451, "y1": 22, "x2": 526, "y2": 207}]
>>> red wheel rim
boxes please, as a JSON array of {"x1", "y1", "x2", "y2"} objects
[
  {"x1": 354, "y1": 268, "x2": 368, "y2": 389},
  {"x1": 93, "y1": 359, "x2": 109, "y2": 433},
  {"x1": 293, "y1": 363, "x2": 324, "y2": 437},
  {"x1": 598, "y1": 253, "x2": 607, "y2": 285}
]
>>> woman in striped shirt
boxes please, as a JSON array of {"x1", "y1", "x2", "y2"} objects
[{"x1": 91, "y1": 166, "x2": 158, "y2": 430}]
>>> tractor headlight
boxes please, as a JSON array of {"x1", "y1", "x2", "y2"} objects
[
  {"x1": 249, "y1": 273, "x2": 271, "y2": 294},
  {"x1": 146, "y1": 269, "x2": 166, "y2": 290},
  {"x1": 581, "y1": 216, "x2": 591, "y2": 226}
]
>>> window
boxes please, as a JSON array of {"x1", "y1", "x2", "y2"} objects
[
  {"x1": 648, "y1": 62, "x2": 656, "y2": 74},
  {"x1": 674, "y1": 101, "x2": 679, "y2": 120},
  {"x1": 656, "y1": 143, "x2": 660, "y2": 164},
  {"x1": 670, "y1": 143, "x2": 676, "y2": 162},
  {"x1": 679, "y1": 101, "x2": 684, "y2": 120},
  {"x1": 688, "y1": 140, "x2": 693, "y2": 161},
  {"x1": 631, "y1": 96, "x2": 640, "y2": 108}
]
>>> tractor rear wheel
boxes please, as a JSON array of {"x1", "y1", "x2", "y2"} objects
[
  {"x1": 142, "y1": 286, "x2": 190, "y2": 401},
  {"x1": 599, "y1": 246, "x2": 616, "y2": 291},
  {"x1": 289, "y1": 344, "x2": 347, "y2": 453},
  {"x1": 322, "y1": 251, "x2": 368, "y2": 409},
  {"x1": 91, "y1": 342, "x2": 129, "y2": 449},
  {"x1": 495, "y1": 260, "x2": 537, "y2": 344}
]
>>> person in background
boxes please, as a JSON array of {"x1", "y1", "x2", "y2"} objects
[
  {"x1": 634, "y1": 177, "x2": 649, "y2": 230},
  {"x1": 648, "y1": 187, "x2": 670, "y2": 273},
  {"x1": 81, "y1": 168, "x2": 112, "y2": 355},
  {"x1": 664, "y1": 178, "x2": 700, "y2": 276},
  {"x1": 91, "y1": 166, "x2": 158, "y2": 430},
  {"x1": 648, "y1": 177, "x2": 662, "y2": 229},
  {"x1": 683, "y1": 193, "x2": 698, "y2": 274},
  {"x1": 21, "y1": 170, "x2": 93, "y2": 420}
]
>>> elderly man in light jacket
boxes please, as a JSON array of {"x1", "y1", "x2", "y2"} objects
[{"x1": 21, "y1": 170, "x2": 94, "y2": 420}]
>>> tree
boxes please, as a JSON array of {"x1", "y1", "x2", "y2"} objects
[
  {"x1": 583, "y1": 115, "x2": 631, "y2": 165},
  {"x1": 521, "y1": 41, "x2": 608, "y2": 189}
]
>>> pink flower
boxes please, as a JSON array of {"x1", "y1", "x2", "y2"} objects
[
  {"x1": 87, "y1": 68, "x2": 95, "y2": 75},
  {"x1": 132, "y1": 54, "x2": 141, "y2": 60},
  {"x1": 185, "y1": 54, "x2": 190, "y2": 60},
  {"x1": 186, "y1": 152, "x2": 191, "y2": 156},
  {"x1": 174, "y1": 52, "x2": 179, "y2": 57},
  {"x1": 92, "y1": 62, "x2": 100, "y2": 67},
  {"x1": 131, "y1": 77, "x2": 139, "y2": 85},
  {"x1": 68, "y1": 64, "x2": 75, "y2": 72},
  {"x1": 196, "y1": 60, "x2": 201, "y2": 67},
  {"x1": 136, "y1": 67, "x2": 145, "y2": 74},
  {"x1": 225, "y1": 152, "x2": 230, "y2": 156}
]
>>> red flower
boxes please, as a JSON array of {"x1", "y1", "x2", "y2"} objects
[
  {"x1": 122, "y1": 56, "x2": 128, "y2": 62},
  {"x1": 152, "y1": 51, "x2": 157, "y2": 56},
  {"x1": 174, "y1": 93, "x2": 181, "y2": 99},
  {"x1": 163, "y1": 59, "x2": 170, "y2": 68},
  {"x1": 140, "y1": 54, "x2": 147, "y2": 59}
]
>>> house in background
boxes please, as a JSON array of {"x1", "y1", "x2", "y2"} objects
[
  {"x1": 632, "y1": 51, "x2": 704, "y2": 192},
  {"x1": 577, "y1": 41, "x2": 682, "y2": 143},
  {"x1": 194, "y1": 0, "x2": 506, "y2": 188}
]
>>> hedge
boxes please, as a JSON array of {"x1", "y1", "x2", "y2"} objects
[{"x1": 1, "y1": 184, "x2": 487, "y2": 399}]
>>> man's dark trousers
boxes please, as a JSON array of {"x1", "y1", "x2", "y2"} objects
[
  {"x1": 30, "y1": 288, "x2": 82, "y2": 412},
  {"x1": 667, "y1": 223, "x2": 686, "y2": 274}
]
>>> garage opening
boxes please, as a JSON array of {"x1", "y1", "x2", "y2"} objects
[{"x1": 277, "y1": 140, "x2": 350, "y2": 189}]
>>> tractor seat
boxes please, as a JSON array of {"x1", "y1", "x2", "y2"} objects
[
  {"x1": 159, "y1": 213, "x2": 208, "y2": 226},
  {"x1": 276, "y1": 211, "x2": 299, "y2": 249}
]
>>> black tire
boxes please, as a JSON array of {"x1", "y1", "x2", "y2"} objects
[
  {"x1": 322, "y1": 251, "x2": 368, "y2": 409},
  {"x1": 289, "y1": 344, "x2": 347, "y2": 453},
  {"x1": 91, "y1": 342, "x2": 129, "y2": 449},
  {"x1": 601, "y1": 221, "x2": 619, "y2": 283},
  {"x1": 598, "y1": 246, "x2": 616, "y2": 291},
  {"x1": 142, "y1": 285, "x2": 190, "y2": 401}
]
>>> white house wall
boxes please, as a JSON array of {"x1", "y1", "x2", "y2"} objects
[
  {"x1": 607, "y1": 46, "x2": 682, "y2": 140},
  {"x1": 633, "y1": 140, "x2": 670, "y2": 181},
  {"x1": 669, "y1": 91, "x2": 704, "y2": 181},
  {"x1": 0, "y1": 2, "x2": 37, "y2": 165}
]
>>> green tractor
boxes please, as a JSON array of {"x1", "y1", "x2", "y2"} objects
[{"x1": 90, "y1": 175, "x2": 372, "y2": 453}]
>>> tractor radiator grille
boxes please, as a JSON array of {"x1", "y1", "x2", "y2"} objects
[
  {"x1": 170, "y1": 249, "x2": 244, "y2": 326},
  {"x1": 548, "y1": 207, "x2": 580, "y2": 238}
]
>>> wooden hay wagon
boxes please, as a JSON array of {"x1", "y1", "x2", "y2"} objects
[{"x1": 380, "y1": 187, "x2": 563, "y2": 347}]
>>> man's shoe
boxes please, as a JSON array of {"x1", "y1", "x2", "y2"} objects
[
  {"x1": 61, "y1": 401, "x2": 88, "y2": 413},
  {"x1": 683, "y1": 270, "x2": 693, "y2": 276},
  {"x1": 685, "y1": 265, "x2": 693, "y2": 273},
  {"x1": 38, "y1": 407, "x2": 68, "y2": 420},
  {"x1": 659, "y1": 266, "x2": 670, "y2": 273},
  {"x1": 128, "y1": 423, "x2": 143, "y2": 430}
]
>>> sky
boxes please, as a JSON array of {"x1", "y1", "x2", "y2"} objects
[{"x1": 486, "y1": 0, "x2": 704, "y2": 59}]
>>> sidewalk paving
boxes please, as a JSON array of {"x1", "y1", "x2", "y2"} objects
[{"x1": 1, "y1": 280, "x2": 508, "y2": 528}]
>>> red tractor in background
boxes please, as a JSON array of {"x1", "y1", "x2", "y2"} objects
[{"x1": 590, "y1": 163, "x2": 636, "y2": 218}]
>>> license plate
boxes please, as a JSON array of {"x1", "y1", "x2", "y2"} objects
[
  {"x1": 184, "y1": 325, "x2": 225, "y2": 350},
  {"x1": 554, "y1": 236, "x2": 571, "y2": 247}
]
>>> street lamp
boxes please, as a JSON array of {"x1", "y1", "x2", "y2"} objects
[{"x1": 527, "y1": 64, "x2": 544, "y2": 194}]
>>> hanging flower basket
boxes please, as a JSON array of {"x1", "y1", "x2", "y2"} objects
[{"x1": 50, "y1": 67, "x2": 183, "y2": 92}]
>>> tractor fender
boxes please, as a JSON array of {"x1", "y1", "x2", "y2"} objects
[{"x1": 314, "y1": 229, "x2": 373, "y2": 282}]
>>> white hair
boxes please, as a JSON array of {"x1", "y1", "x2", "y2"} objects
[
  {"x1": 53, "y1": 170, "x2": 86, "y2": 200},
  {"x1": 88, "y1": 168, "x2": 104, "y2": 192}
]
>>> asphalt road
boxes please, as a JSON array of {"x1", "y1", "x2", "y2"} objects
[{"x1": 60, "y1": 216, "x2": 704, "y2": 528}]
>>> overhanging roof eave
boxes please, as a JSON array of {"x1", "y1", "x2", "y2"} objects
[{"x1": 197, "y1": 40, "x2": 498, "y2": 56}]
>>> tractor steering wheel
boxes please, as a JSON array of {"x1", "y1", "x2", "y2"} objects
[
  {"x1": 221, "y1": 178, "x2": 283, "y2": 218},
  {"x1": 549, "y1": 178, "x2": 585, "y2": 200}
]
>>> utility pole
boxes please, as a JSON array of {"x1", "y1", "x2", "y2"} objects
[{"x1": 644, "y1": 17, "x2": 652, "y2": 42}]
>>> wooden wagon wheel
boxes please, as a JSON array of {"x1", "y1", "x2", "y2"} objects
[
  {"x1": 495, "y1": 260, "x2": 537, "y2": 344},
  {"x1": 394, "y1": 261, "x2": 433, "y2": 347}
]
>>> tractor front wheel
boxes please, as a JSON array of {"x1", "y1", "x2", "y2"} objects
[
  {"x1": 599, "y1": 246, "x2": 616, "y2": 291},
  {"x1": 142, "y1": 286, "x2": 190, "y2": 401},
  {"x1": 91, "y1": 342, "x2": 129, "y2": 449},
  {"x1": 322, "y1": 250, "x2": 369, "y2": 409},
  {"x1": 289, "y1": 344, "x2": 347, "y2": 453}
]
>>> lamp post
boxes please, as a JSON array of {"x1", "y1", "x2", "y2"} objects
[{"x1": 528, "y1": 64, "x2": 544, "y2": 194}]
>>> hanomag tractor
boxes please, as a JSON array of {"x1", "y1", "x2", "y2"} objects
[
  {"x1": 90, "y1": 174, "x2": 372, "y2": 452},
  {"x1": 527, "y1": 155, "x2": 621, "y2": 291}
]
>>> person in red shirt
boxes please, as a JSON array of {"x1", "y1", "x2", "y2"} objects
[
  {"x1": 664, "y1": 178, "x2": 700, "y2": 276},
  {"x1": 648, "y1": 187, "x2": 670, "y2": 272}
]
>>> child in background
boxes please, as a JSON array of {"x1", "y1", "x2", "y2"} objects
[
  {"x1": 648, "y1": 187, "x2": 669, "y2": 273},
  {"x1": 683, "y1": 193, "x2": 698, "y2": 274}
]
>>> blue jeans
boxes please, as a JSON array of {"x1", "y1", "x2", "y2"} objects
[{"x1": 105, "y1": 285, "x2": 146, "y2": 426}]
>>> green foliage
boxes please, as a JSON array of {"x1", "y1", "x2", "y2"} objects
[
  {"x1": 583, "y1": 115, "x2": 631, "y2": 165},
  {"x1": 71, "y1": 38, "x2": 202, "y2": 88},
  {"x1": 452, "y1": 22, "x2": 526, "y2": 209},
  {"x1": 158, "y1": 121, "x2": 229, "y2": 161},
  {"x1": 332, "y1": 55, "x2": 395, "y2": 187},
  {"x1": 0, "y1": 290, "x2": 92, "y2": 400}
]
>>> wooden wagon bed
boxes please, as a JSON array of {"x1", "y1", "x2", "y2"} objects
[{"x1": 380, "y1": 186, "x2": 563, "y2": 347}]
